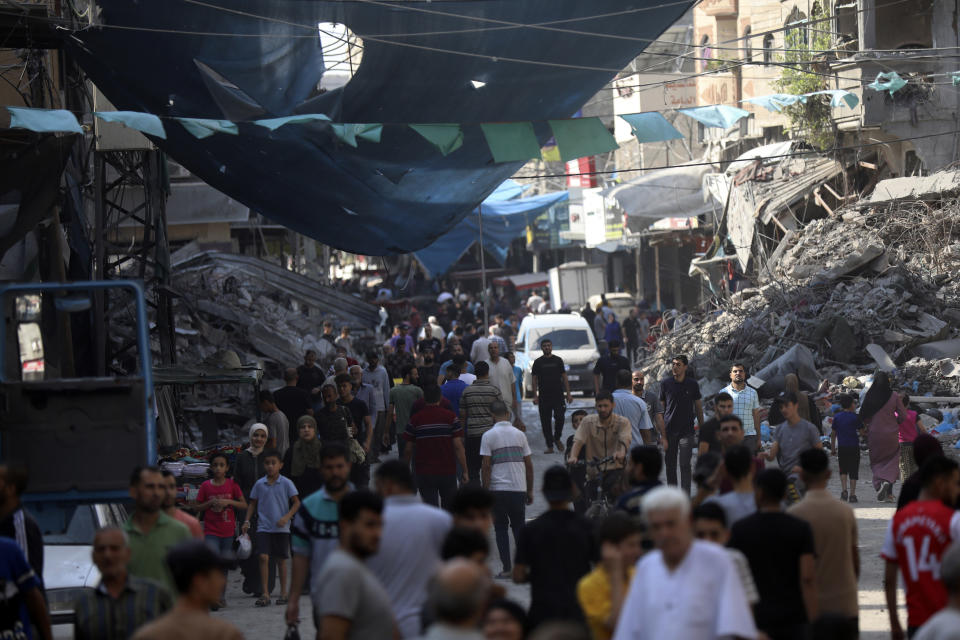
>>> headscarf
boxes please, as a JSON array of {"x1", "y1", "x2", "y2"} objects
[
  {"x1": 291, "y1": 415, "x2": 322, "y2": 477},
  {"x1": 784, "y1": 374, "x2": 811, "y2": 421},
  {"x1": 860, "y1": 370, "x2": 893, "y2": 422},
  {"x1": 248, "y1": 423, "x2": 268, "y2": 456}
]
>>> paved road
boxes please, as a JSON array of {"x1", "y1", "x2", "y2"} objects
[{"x1": 214, "y1": 397, "x2": 902, "y2": 638}]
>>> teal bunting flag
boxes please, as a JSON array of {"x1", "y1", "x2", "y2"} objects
[
  {"x1": 618, "y1": 113, "x2": 684, "y2": 142},
  {"x1": 331, "y1": 123, "x2": 383, "y2": 147},
  {"x1": 409, "y1": 124, "x2": 464, "y2": 156},
  {"x1": 94, "y1": 111, "x2": 166, "y2": 139},
  {"x1": 253, "y1": 114, "x2": 331, "y2": 131},
  {"x1": 868, "y1": 72, "x2": 907, "y2": 96},
  {"x1": 548, "y1": 117, "x2": 618, "y2": 162},
  {"x1": 176, "y1": 118, "x2": 239, "y2": 139},
  {"x1": 7, "y1": 107, "x2": 83, "y2": 134},
  {"x1": 480, "y1": 122, "x2": 542, "y2": 163},
  {"x1": 679, "y1": 105, "x2": 750, "y2": 129}
]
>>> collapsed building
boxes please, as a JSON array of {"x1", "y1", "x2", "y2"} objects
[{"x1": 646, "y1": 169, "x2": 960, "y2": 449}]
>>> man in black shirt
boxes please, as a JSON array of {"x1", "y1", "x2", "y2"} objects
[
  {"x1": 698, "y1": 392, "x2": 733, "y2": 456},
  {"x1": 417, "y1": 348, "x2": 440, "y2": 391},
  {"x1": 593, "y1": 340, "x2": 630, "y2": 395},
  {"x1": 514, "y1": 466, "x2": 596, "y2": 629},
  {"x1": 336, "y1": 373, "x2": 371, "y2": 488},
  {"x1": 728, "y1": 469, "x2": 817, "y2": 639},
  {"x1": 531, "y1": 339, "x2": 573, "y2": 454},
  {"x1": 658, "y1": 355, "x2": 703, "y2": 495},
  {"x1": 274, "y1": 367, "x2": 314, "y2": 446},
  {"x1": 296, "y1": 350, "x2": 325, "y2": 394}
]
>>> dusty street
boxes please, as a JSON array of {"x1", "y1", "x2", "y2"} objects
[{"x1": 214, "y1": 397, "x2": 903, "y2": 639}]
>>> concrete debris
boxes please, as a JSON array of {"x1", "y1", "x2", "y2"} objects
[{"x1": 647, "y1": 169, "x2": 960, "y2": 400}]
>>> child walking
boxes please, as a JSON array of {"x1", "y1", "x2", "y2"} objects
[
  {"x1": 898, "y1": 393, "x2": 926, "y2": 481},
  {"x1": 242, "y1": 449, "x2": 300, "y2": 607},
  {"x1": 195, "y1": 451, "x2": 247, "y2": 609},
  {"x1": 831, "y1": 394, "x2": 864, "y2": 502}
]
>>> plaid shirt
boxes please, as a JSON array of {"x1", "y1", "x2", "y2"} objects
[
  {"x1": 721, "y1": 383, "x2": 760, "y2": 436},
  {"x1": 74, "y1": 576, "x2": 173, "y2": 640}
]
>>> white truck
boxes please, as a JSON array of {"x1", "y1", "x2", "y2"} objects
[{"x1": 548, "y1": 261, "x2": 606, "y2": 311}]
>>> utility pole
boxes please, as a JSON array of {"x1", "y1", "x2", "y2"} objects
[{"x1": 478, "y1": 205, "x2": 489, "y2": 329}]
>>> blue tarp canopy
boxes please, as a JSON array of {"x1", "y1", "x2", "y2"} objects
[
  {"x1": 415, "y1": 185, "x2": 568, "y2": 276},
  {"x1": 67, "y1": 0, "x2": 695, "y2": 255}
]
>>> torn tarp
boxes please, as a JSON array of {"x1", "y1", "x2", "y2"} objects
[
  {"x1": 414, "y1": 188, "x2": 569, "y2": 277},
  {"x1": 67, "y1": 0, "x2": 693, "y2": 255}
]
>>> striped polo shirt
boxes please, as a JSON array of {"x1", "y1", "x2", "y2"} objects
[
  {"x1": 479, "y1": 421, "x2": 531, "y2": 492},
  {"x1": 459, "y1": 379, "x2": 503, "y2": 438}
]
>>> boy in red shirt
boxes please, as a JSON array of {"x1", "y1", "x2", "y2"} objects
[
  {"x1": 195, "y1": 452, "x2": 247, "y2": 609},
  {"x1": 882, "y1": 455, "x2": 960, "y2": 638}
]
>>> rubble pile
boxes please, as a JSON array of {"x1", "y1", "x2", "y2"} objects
[
  {"x1": 168, "y1": 250, "x2": 381, "y2": 378},
  {"x1": 645, "y1": 172, "x2": 960, "y2": 402}
]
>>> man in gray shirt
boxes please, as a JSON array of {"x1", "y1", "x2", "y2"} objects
[
  {"x1": 362, "y1": 352, "x2": 391, "y2": 459},
  {"x1": 633, "y1": 369, "x2": 667, "y2": 445},
  {"x1": 368, "y1": 461, "x2": 452, "y2": 638},
  {"x1": 313, "y1": 490, "x2": 398, "y2": 639},
  {"x1": 763, "y1": 392, "x2": 822, "y2": 491}
]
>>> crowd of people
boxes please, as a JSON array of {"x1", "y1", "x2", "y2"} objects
[{"x1": 5, "y1": 291, "x2": 960, "y2": 640}]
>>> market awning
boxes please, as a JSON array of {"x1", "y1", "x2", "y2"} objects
[
  {"x1": 492, "y1": 272, "x2": 548, "y2": 290},
  {"x1": 604, "y1": 161, "x2": 717, "y2": 227}
]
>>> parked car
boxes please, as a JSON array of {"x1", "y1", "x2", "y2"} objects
[
  {"x1": 513, "y1": 314, "x2": 600, "y2": 398},
  {"x1": 587, "y1": 293, "x2": 637, "y2": 323},
  {"x1": 44, "y1": 503, "x2": 129, "y2": 639}
]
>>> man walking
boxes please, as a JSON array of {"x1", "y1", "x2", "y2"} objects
[
  {"x1": 131, "y1": 541, "x2": 243, "y2": 640},
  {"x1": 883, "y1": 456, "x2": 960, "y2": 637},
  {"x1": 480, "y1": 401, "x2": 533, "y2": 579},
  {"x1": 632, "y1": 370, "x2": 666, "y2": 445},
  {"x1": 0, "y1": 538, "x2": 50, "y2": 640},
  {"x1": 388, "y1": 364, "x2": 424, "y2": 454},
  {"x1": 259, "y1": 390, "x2": 290, "y2": 456},
  {"x1": 423, "y1": 560, "x2": 491, "y2": 640},
  {"x1": 612, "y1": 370, "x2": 654, "y2": 447},
  {"x1": 531, "y1": 338, "x2": 573, "y2": 454},
  {"x1": 762, "y1": 391, "x2": 822, "y2": 501},
  {"x1": 623, "y1": 308, "x2": 641, "y2": 365},
  {"x1": 485, "y1": 342, "x2": 523, "y2": 430},
  {"x1": 613, "y1": 487, "x2": 757, "y2": 640},
  {"x1": 440, "y1": 364, "x2": 468, "y2": 416},
  {"x1": 74, "y1": 527, "x2": 173, "y2": 640},
  {"x1": 160, "y1": 470, "x2": 202, "y2": 539},
  {"x1": 336, "y1": 373, "x2": 373, "y2": 487},
  {"x1": 659, "y1": 355, "x2": 703, "y2": 495},
  {"x1": 124, "y1": 466, "x2": 192, "y2": 594},
  {"x1": 593, "y1": 340, "x2": 630, "y2": 395},
  {"x1": 460, "y1": 362, "x2": 503, "y2": 484},
  {"x1": 369, "y1": 461, "x2": 453, "y2": 638},
  {"x1": 721, "y1": 364, "x2": 761, "y2": 453},
  {"x1": 350, "y1": 364, "x2": 383, "y2": 463},
  {"x1": 404, "y1": 386, "x2": 469, "y2": 508},
  {"x1": 514, "y1": 466, "x2": 596, "y2": 629},
  {"x1": 789, "y1": 449, "x2": 859, "y2": 639},
  {"x1": 729, "y1": 469, "x2": 817, "y2": 639},
  {"x1": 286, "y1": 443, "x2": 353, "y2": 627},
  {"x1": 312, "y1": 491, "x2": 399, "y2": 639},
  {"x1": 275, "y1": 367, "x2": 313, "y2": 446},
  {"x1": 297, "y1": 350, "x2": 325, "y2": 395}
]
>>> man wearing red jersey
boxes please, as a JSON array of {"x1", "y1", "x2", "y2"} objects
[{"x1": 882, "y1": 456, "x2": 960, "y2": 639}]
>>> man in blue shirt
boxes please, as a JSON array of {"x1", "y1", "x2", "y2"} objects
[
  {"x1": 441, "y1": 364, "x2": 468, "y2": 416},
  {"x1": 830, "y1": 394, "x2": 864, "y2": 502},
  {"x1": 612, "y1": 370, "x2": 654, "y2": 447},
  {"x1": 0, "y1": 537, "x2": 51, "y2": 640}
]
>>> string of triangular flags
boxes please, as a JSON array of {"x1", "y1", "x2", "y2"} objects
[{"x1": 2, "y1": 72, "x2": 916, "y2": 163}]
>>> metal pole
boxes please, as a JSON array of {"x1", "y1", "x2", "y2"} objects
[{"x1": 478, "y1": 205, "x2": 489, "y2": 330}]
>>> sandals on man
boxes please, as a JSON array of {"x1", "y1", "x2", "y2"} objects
[
  {"x1": 255, "y1": 597, "x2": 271, "y2": 607},
  {"x1": 275, "y1": 597, "x2": 289, "y2": 605}
]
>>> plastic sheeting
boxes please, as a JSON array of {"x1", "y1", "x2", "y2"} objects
[
  {"x1": 604, "y1": 161, "x2": 715, "y2": 223},
  {"x1": 68, "y1": 0, "x2": 693, "y2": 255},
  {"x1": 414, "y1": 189, "x2": 569, "y2": 276}
]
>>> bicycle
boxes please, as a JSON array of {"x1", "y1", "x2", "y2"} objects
[{"x1": 569, "y1": 455, "x2": 621, "y2": 521}]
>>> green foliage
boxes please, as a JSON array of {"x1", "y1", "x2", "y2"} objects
[{"x1": 775, "y1": 12, "x2": 835, "y2": 150}]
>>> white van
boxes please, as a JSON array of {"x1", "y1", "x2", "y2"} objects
[{"x1": 513, "y1": 314, "x2": 600, "y2": 397}]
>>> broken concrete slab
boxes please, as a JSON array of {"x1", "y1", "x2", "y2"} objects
[
  {"x1": 866, "y1": 170, "x2": 960, "y2": 206},
  {"x1": 915, "y1": 339, "x2": 960, "y2": 360},
  {"x1": 753, "y1": 344, "x2": 820, "y2": 398},
  {"x1": 866, "y1": 343, "x2": 896, "y2": 372}
]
